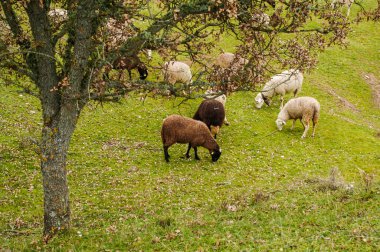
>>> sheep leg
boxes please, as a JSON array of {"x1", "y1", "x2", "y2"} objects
[
  {"x1": 164, "y1": 146, "x2": 170, "y2": 162},
  {"x1": 312, "y1": 122, "x2": 317, "y2": 137},
  {"x1": 312, "y1": 117, "x2": 318, "y2": 137},
  {"x1": 294, "y1": 89, "x2": 299, "y2": 97},
  {"x1": 224, "y1": 117, "x2": 230, "y2": 126},
  {"x1": 185, "y1": 144, "x2": 192, "y2": 159},
  {"x1": 280, "y1": 96, "x2": 284, "y2": 110},
  {"x1": 194, "y1": 146, "x2": 200, "y2": 160},
  {"x1": 128, "y1": 69, "x2": 132, "y2": 80},
  {"x1": 301, "y1": 119, "x2": 310, "y2": 139},
  {"x1": 291, "y1": 119, "x2": 296, "y2": 130}
]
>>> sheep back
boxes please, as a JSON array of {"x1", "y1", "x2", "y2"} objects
[
  {"x1": 193, "y1": 99, "x2": 225, "y2": 129},
  {"x1": 161, "y1": 115, "x2": 218, "y2": 150},
  {"x1": 278, "y1": 96, "x2": 320, "y2": 121},
  {"x1": 263, "y1": 69, "x2": 303, "y2": 98},
  {"x1": 163, "y1": 61, "x2": 192, "y2": 84},
  {"x1": 215, "y1": 52, "x2": 248, "y2": 69}
]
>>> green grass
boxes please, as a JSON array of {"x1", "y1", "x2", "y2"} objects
[{"x1": 1, "y1": 18, "x2": 380, "y2": 252}]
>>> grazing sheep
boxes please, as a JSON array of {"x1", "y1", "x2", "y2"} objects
[
  {"x1": 193, "y1": 99, "x2": 225, "y2": 139},
  {"x1": 105, "y1": 54, "x2": 148, "y2": 80},
  {"x1": 215, "y1": 52, "x2": 248, "y2": 70},
  {"x1": 204, "y1": 91, "x2": 230, "y2": 125},
  {"x1": 276, "y1": 97, "x2": 320, "y2": 138},
  {"x1": 331, "y1": 0, "x2": 354, "y2": 16},
  {"x1": 255, "y1": 69, "x2": 303, "y2": 109},
  {"x1": 163, "y1": 61, "x2": 192, "y2": 85},
  {"x1": 161, "y1": 115, "x2": 222, "y2": 162}
]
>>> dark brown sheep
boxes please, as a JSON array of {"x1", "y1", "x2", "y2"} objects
[
  {"x1": 105, "y1": 54, "x2": 148, "y2": 80},
  {"x1": 193, "y1": 99, "x2": 225, "y2": 138},
  {"x1": 161, "y1": 115, "x2": 221, "y2": 162}
]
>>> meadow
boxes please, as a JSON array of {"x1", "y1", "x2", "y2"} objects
[{"x1": 1, "y1": 9, "x2": 380, "y2": 252}]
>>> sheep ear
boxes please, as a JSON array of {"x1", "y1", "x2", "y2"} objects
[{"x1": 219, "y1": 148, "x2": 222, "y2": 152}]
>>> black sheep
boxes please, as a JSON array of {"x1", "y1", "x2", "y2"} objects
[{"x1": 193, "y1": 99, "x2": 225, "y2": 139}]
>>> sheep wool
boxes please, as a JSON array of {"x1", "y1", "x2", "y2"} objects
[
  {"x1": 204, "y1": 91, "x2": 230, "y2": 125},
  {"x1": 276, "y1": 96, "x2": 320, "y2": 138},
  {"x1": 161, "y1": 115, "x2": 221, "y2": 162},
  {"x1": 215, "y1": 52, "x2": 248, "y2": 70},
  {"x1": 163, "y1": 61, "x2": 192, "y2": 85},
  {"x1": 112, "y1": 55, "x2": 148, "y2": 80},
  {"x1": 193, "y1": 99, "x2": 225, "y2": 138},
  {"x1": 255, "y1": 69, "x2": 303, "y2": 109}
]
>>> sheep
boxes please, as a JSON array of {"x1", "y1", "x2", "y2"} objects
[
  {"x1": 193, "y1": 99, "x2": 225, "y2": 139},
  {"x1": 204, "y1": 91, "x2": 230, "y2": 125},
  {"x1": 104, "y1": 54, "x2": 148, "y2": 81},
  {"x1": 331, "y1": 0, "x2": 354, "y2": 16},
  {"x1": 215, "y1": 52, "x2": 248, "y2": 70},
  {"x1": 255, "y1": 69, "x2": 303, "y2": 109},
  {"x1": 276, "y1": 96, "x2": 320, "y2": 139},
  {"x1": 163, "y1": 61, "x2": 192, "y2": 85},
  {"x1": 213, "y1": 52, "x2": 249, "y2": 93},
  {"x1": 161, "y1": 115, "x2": 222, "y2": 162}
]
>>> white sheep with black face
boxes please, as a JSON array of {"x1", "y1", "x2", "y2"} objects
[
  {"x1": 276, "y1": 96, "x2": 320, "y2": 139},
  {"x1": 255, "y1": 69, "x2": 303, "y2": 109}
]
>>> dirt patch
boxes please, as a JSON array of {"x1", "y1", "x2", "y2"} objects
[
  {"x1": 327, "y1": 89, "x2": 360, "y2": 112},
  {"x1": 363, "y1": 73, "x2": 380, "y2": 108}
]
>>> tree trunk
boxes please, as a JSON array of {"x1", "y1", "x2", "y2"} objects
[{"x1": 40, "y1": 103, "x2": 79, "y2": 238}]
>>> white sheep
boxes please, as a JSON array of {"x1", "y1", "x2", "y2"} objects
[
  {"x1": 204, "y1": 91, "x2": 230, "y2": 125},
  {"x1": 331, "y1": 0, "x2": 354, "y2": 16},
  {"x1": 255, "y1": 69, "x2": 303, "y2": 109},
  {"x1": 163, "y1": 61, "x2": 192, "y2": 85},
  {"x1": 276, "y1": 96, "x2": 320, "y2": 138}
]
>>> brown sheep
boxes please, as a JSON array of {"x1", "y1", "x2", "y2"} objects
[
  {"x1": 104, "y1": 54, "x2": 148, "y2": 81},
  {"x1": 161, "y1": 115, "x2": 221, "y2": 162},
  {"x1": 193, "y1": 99, "x2": 225, "y2": 139}
]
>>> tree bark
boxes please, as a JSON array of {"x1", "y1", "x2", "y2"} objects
[{"x1": 24, "y1": 0, "x2": 97, "y2": 239}]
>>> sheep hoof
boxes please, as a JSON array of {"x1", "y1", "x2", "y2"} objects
[{"x1": 195, "y1": 156, "x2": 200, "y2": 160}]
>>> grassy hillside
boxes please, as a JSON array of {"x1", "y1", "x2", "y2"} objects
[{"x1": 1, "y1": 16, "x2": 380, "y2": 252}]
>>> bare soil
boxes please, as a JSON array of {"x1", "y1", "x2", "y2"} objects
[{"x1": 363, "y1": 73, "x2": 380, "y2": 108}]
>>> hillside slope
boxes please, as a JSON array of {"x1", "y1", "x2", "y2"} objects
[{"x1": 1, "y1": 19, "x2": 379, "y2": 252}]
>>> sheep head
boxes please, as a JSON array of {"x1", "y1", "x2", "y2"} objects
[
  {"x1": 254, "y1": 93, "x2": 265, "y2": 108},
  {"x1": 210, "y1": 148, "x2": 222, "y2": 162},
  {"x1": 263, "y1": 95, "x2": 271, "y2": 106},
  {"x1": 275, "y1": 119, "x2": 286, "y2": 130},
  {"x1": 137, "y1": 64, "x2": 148, "y2": 80}
]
